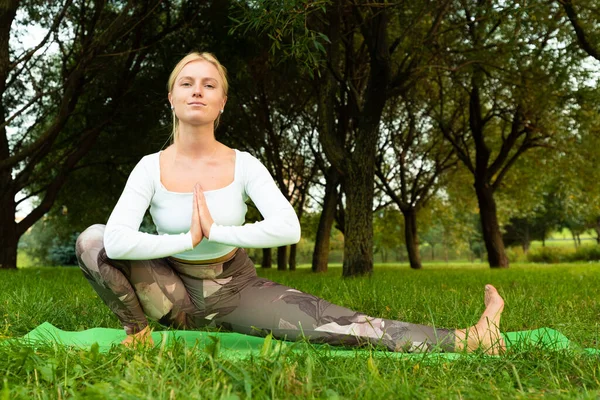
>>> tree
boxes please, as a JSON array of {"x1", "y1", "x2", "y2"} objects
[
  {"x1": 224, "y1": 49, "x2": 318, "y2": 271},
  {"x1": 372, "y1": 207, "x2": 404, "y2": 263},
  {"x1": 234, "y1": 0, "x2": 452, "y2": 276},
  {"x1": 434, "y1": 0, "x2": 582, "y2": 267},
  {"x1": 375, "y1": 91, "x2": 457, "y2": 269},
  {"x1": 1, "y1": 0, "x2": 189, "y2": 269},
  {"x1": 560, "y1": 0, "x2": 600, "y2": 61},
  {"x1": 310, "y1": 164, "x2": 342, "y2": 273}
]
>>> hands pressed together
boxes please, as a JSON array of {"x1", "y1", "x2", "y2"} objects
[{"x1": 191, "y1": 183, "x2": 214, "y2": 247}]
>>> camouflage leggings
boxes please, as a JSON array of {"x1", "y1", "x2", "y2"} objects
[{"x1": 76, "y1": 224, "x2": 455, "y2": 352}]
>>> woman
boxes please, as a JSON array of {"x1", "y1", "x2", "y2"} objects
[{"x1": 76, "y1": 52, "x2": 505, "y2": 353}]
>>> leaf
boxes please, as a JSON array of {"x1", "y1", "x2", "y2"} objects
[
  {"x1": 367, "y1": 354, "x2": 379, "y2": 377},
  {"x1": 1, "y1": 379, "x2": 9, "y2": 400},
  {"x1": 89, "y1": 342, "x2": 100, "y2": 361},
  {"x1": 313, "y1": 40, "x2": 326, "y2": 53},
  {"x1": 324, "y1": 388, "x2": 341, "y2": 399},
  {"x1": 205, "y1": 336, "x2": 220, "y2": 359},
  {"x1": 317, "y1": 32, "x2": 331, "y2": 43},
  {"x1": 260, "y1": 333, "x2": 273, "y2": 358}
]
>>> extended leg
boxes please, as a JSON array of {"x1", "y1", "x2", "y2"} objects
[
  {"x1": 210, "y1": 276, "x2": 455, "y2": 352},
  {"x1": 454, "y1": 284, "x2": 505, "y2": 354}
]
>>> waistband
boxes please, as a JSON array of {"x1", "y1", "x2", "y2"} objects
[{"x1": 170, "y1": 248, "x2": 238, "y2": 265}]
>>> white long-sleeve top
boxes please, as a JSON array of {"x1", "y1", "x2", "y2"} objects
[{"x1": 104, "y1": 149, "x2": 301, "y2": 261}]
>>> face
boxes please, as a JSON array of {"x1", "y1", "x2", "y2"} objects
[{"x1": 168, "y1": 60, "x2": 227, "y2": 127}]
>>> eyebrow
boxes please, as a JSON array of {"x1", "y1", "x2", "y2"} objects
[{"x1": 178, "y1": 76, "x2": 219, "y2": 84}]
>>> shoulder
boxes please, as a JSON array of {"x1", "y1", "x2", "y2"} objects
[
  {"x1": 127, "y1": 151, "x2": 160, "y2": 185},
  {"x1": 234, "y1": 151, "x2": 276, "y2": 193},
  {"x1": 236, "y1": 150, "x2": 267, "y2": 170},
  {"x1": 140, "y1": 151, "x2": 160, "y2": 164},
  {"x1": 135, "y1": 152, "x2": 160, "y2": 173}
]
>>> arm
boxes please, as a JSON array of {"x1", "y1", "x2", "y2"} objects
[
  {"x1": 207, "y1": 153, "x2": 301, "y2": 248},
  {"x1": 104, "y1": 157, "x2": 194, "y2": 259}
]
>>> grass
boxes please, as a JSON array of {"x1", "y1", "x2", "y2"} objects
[{"x1": 2, "y1": 263, "x2": 600, "y2": 398}]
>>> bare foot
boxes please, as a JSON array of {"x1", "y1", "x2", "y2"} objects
[
  {"x1": 455, "y1": 284, "x2": 506, "y2": 354},
  {"x1": 121, "y1": 326, "x2": 154, "y2": 348}
]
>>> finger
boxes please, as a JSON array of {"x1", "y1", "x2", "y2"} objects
[{"x1": 193, "y1": 187, "x2": 200, "y2": 220}]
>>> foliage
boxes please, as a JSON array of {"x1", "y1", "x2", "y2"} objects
[
  {"x1": 527, "y1": 245, "x2": 600, "y2": 263},
  {"x1": 19, "y1": 214, "x2": 79, "y2": 266},
  {"x1": 229, "y1": 0, "x2": 331, "y2": 75},
  {"x1": 2, "y1": 0, "x2": 209, "y2": 268},
  {"x1": 372, "y1": 208, "x2": 404, "y2": 263},
  {"x1": 7, "y1": 0, "x2": 600, "y2": 273}
]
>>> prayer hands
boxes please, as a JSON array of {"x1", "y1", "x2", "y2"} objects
[{"x1": 191, "y1": 183, "x2": 214, "y2": 247}]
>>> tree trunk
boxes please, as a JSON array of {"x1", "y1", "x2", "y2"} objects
[
  {"x1": 571, "y1": 231, "x2": 579, "y2": 249},
  {"x1": 402, "y1": 208, "x2": 422, "y2": 269},
  {"x1": 522, "y1": 224, "x2": 530, "y2": 254},
  {"x1": 342, "y1": 162, "x2": 375, "y2": 277},
  {"x1": 474, "y1": 182, "x2": 509, "y2": 268},
  {"x1": 312, "y1": 168, "x2": 340, "y2": 273},
  {"x1": 277, "y1": 246, "x2": 287, "y2": 271},
  {"x1": 0, "y1": 190, "x2": 18, "y2": 269},
  {"x1": 261, "y1": 248, "x2": 272, "y2": 268},
  {"x1": 317, "y1": 1, "x2": 389, "y2": 278},
  {"x1": 542, "y1": 230, "x2": 546, "y2": 247},
  {"x1": 0, "y1": 0, "x2": 19, "y2": 269},
  {"x1": 288, "y1": 243, "x2": 296, "y2": 271}
]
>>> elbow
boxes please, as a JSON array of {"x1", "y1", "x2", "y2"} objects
[
  {"x1": 105, "y1": 248, "x2": 118, "y2": 260},
  {"x1": 104, "y1": 227, "x2": 127, "y2": 259},
  {"x1": 288, "y1": 216, "x2": 302, "y2": 245},
  {"x1": 104, "y1": 238, "x2": 122, "y2": 260},
  {"x1": 292, "y1": 222, "x2": 301, "y2": 244},
  {"x1": 291, "y1": 231, "x2": 301, "y2": 245},
  {"x1": 271, "y1": 211, "x2": 301, "y2": 246}
]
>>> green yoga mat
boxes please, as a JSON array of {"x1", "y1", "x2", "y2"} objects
[{"x1": 13, "y1": 322, "x2": 600, "y2": 359}]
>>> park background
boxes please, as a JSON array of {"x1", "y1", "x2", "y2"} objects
[
  {"x1": 4, "y1": 0, "x2": 600, "y2": 276},
  {"x1": 4, "y1": 0, "x2": 600, "y2": 398}
]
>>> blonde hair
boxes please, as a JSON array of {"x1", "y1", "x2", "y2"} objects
[{"x1": 167, "y1": 52, "x2": 229, "y2": 142}]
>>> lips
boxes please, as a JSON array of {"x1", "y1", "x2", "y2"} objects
[{"x1": 188, "y1": 102, "x2": 206, "y2": 106}]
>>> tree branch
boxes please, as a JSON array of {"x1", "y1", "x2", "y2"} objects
[{"x1": 560, "y1": 0, "x2": 600, "y2": 61}]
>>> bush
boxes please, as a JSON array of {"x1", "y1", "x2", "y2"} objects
[
  {"x1": 47, "y1": 234, "x2": 79, "y2": 265},
  {"x1": 19, "y1": 219, "x2": 79, "y2": 266},
  {"x1": 527, "y1": 247, "x2": 574, "y2": 263},
  {"x1": 570, "y1": 245, "x2": 600, "y2": 262},
  {"x1": 506, "y1": 246, "x2": 527, "y2": 263},
  {"x1": 527, "y1": 245, "x2": 600, "y2": 263}
]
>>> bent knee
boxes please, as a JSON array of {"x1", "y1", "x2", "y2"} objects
[{"x1": 76, "y1": 224, "x2": 106, "y2": 256}]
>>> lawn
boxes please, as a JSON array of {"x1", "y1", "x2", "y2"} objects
[{"x1": 2, "y1": 262, "x2": 600, "y2": 398}]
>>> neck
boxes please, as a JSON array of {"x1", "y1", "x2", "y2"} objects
[{"x1": 175, "y1": 122, "x2": 218, "y2": 159}]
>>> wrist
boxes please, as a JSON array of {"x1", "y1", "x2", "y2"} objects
[
  {"x1": 204, "y1": 219, "x2": 214, "y2": 239},
  {"x1": 206, "y1": 222, "x2": 217, "y2": 241}
]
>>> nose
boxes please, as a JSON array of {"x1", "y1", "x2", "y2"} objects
[{"x1": 193, "y1": 83, "x2": 203, "y2": 97}]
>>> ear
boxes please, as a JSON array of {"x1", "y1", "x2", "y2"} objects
[
  {"x1": 168, "y1": 92, "x2": 173, "y2": 107},
  {"x1": 222, "y1": 96, "x2": 228, "y2": 110}
]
